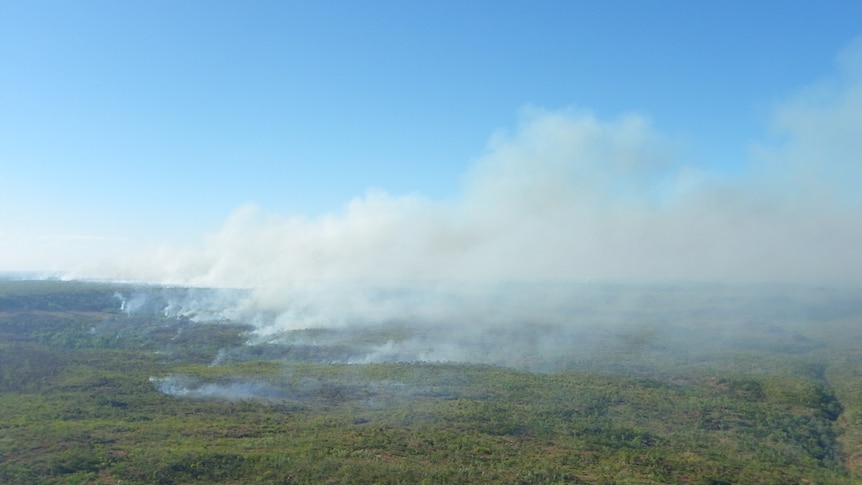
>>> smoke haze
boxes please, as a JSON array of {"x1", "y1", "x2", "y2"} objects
[{"x1": 74, "y1": 43, "x2": 862, "y2": 338}]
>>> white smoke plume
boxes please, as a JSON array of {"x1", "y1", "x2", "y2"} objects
[{"x1": 82, "y1": 42, "x2": 862, "y2": 335}]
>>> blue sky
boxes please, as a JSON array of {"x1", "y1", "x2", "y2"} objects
[{"x1": 1, "y1": 1, "x2": 861, "y2": 284}]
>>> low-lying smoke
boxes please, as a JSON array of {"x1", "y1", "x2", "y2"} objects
[
  {"x1": 149, "y1": 371, "x2": 459, "y2": 406},
  {"x1": 113, "y1": 281, "x2": 856, "y2": 375},
  {"x1": 150, "y1": 375, "x2": 288, "y2": 402}
]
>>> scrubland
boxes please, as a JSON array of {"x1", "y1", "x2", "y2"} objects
[{"x1": 1, "y1": 280, "x2": 861, "y2": 484}]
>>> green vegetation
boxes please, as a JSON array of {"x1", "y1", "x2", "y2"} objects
[{"x1": 1, "y1": 279, "x2": 861, "y2": 483}]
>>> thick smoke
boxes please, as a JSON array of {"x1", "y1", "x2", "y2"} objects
[{"x1": 81, "y1": 42, "x2": 862, "y2": 339}]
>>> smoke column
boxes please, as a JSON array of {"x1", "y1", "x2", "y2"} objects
[{"x1": 80, "y1": 44, "x2": 862, "y2": 334}]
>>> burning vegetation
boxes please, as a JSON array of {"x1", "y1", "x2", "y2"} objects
[{"x1": 2, "y1": 279, "x2": 862, "y2": 483}]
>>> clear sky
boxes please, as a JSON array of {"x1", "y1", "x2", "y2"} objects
[{"x1": 2, "y1": 1, "x2": 861, "y2": 285}]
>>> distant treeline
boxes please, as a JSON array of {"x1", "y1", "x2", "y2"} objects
[{"x1": 0, "y1": 280, "x2": 122, "y2": 312}]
